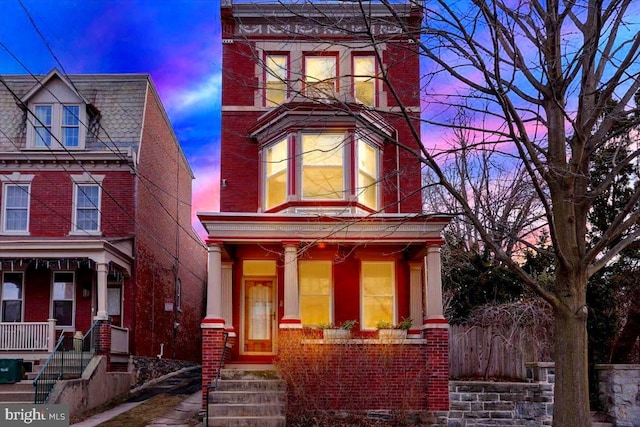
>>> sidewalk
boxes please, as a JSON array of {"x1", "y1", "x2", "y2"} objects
[{"x1": 72, "y1": 366, "x2": 203, "y2": 427}]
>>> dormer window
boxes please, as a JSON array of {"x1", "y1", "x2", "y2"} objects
[{"x1": 29, "y1": 103, "x2": 85, "y2": 149}]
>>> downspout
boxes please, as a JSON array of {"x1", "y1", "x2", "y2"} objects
[{"x1": 395, "y1": 130, "x2": 401, "y2": 213}]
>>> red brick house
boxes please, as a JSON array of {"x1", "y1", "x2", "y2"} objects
[
  {"x1": 199, "y1": 0, "x2": 450, "y2": 414},
  {"x1": 0, "y1": 69, "x2": 207, "y2": 366}
]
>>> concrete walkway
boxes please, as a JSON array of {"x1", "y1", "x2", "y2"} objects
[{"x1": 71, "y1": 366, "x2": 203, "y2": 427}]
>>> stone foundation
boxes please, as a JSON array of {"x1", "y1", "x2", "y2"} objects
[{"x1": 597, "y1": 364, "x2": 640, "y2": 427}]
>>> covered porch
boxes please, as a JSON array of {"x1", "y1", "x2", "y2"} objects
[{"x1": 0, "y1": 239, "x2": 133, "y2": 358}]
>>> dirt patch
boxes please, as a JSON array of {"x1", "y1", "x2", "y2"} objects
[
  {"x1": 96, "y1": 394, "x2": 188, "y2": 427},
  {"x1": 132, "y1": 356, "x2": 197, "y2": 388}
]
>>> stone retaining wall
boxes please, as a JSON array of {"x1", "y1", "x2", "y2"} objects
[
  {"x1": 597, "y1": 364, "x2": 640, "y2": 427},
  {"x1": 447, "y1": 363, "x2": 554, "y2": 427}
]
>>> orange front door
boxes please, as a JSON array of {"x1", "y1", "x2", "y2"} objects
[{"x1": 243, "y1": 279, "x2": 276, "y2": 354}]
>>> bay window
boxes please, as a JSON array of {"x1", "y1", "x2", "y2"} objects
[
  {"x1": 265, "y1": 54, "x2": 288, "y2": 107},
  {"x1": 357, "y1": 139, "x2": 378, "y2": 210},
  {"x1": 301, "y1": 133, "x2": 345, "y2": 200},
  {"x1": 361, "y1": 261, "x2": 395, "y2": 330},
  {"x1": 265, "y1": 139, "x2": 288, "y2": 209},
  {"x1": 353, "y1": 56, "x2": 376, "y2": 106},
  {"x1": 305, "y1": 55, "x2": 337, "y2": 99},
  {"x1": 299, "y1": 261, "x2": 332, "y2": 326},
  {"x1": 52, "y1": 272, "x2": 75, "y2": 328}
]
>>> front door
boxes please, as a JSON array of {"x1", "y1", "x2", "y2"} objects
[{"x1": 243, "y1": 279, "x2": 276, "y2": 354}]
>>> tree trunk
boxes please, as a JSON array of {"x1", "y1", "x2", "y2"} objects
[{"x1": 553, "y1": 291, "x2": 592, "y2": 427}]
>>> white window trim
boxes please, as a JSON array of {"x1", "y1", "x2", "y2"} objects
[
  {"x1": 352, "y1": 55, "x2": 377, "y2": 107},
  {"x1": 356, "y1": 138, "x2": 380, "y2": 210},
  {"x1": 298, "y1": 260, "x2": 334, "y2": 327},
  {"x1": 298, "y1": 132, "x2": 349, "y2": 202},
  {"x1": 1, "y1": 173, "x2": 34, "y2": 235},
  {"x1": 263, "y1": 138, "x2": 289, "y2": 211},
  {"x1": 360, "y1": 260, "x2": 396, "y2": 331},
  {"x1": 51, "y1": 271, "x2": 76, "y2": 331},
  {"x1": 26, "y1": 103, "x2": 87, "y2": 150},
  {"x1": 70, "y1": 174, "x2": 104, "y2": 236},
  {"x1": 264, "y1": 53, "x2": 289, "y2": 107},
  {"x1": 2, "y1": 271, "x2": 25, "y2": 323}
]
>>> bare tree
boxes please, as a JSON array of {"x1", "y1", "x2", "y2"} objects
[{"x1": 226, "y1": 1, "x2": 640, "y2": 425}]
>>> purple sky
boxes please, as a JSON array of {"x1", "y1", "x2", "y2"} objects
[{"x1": 0, "y1": 0, "x2": 222, "y2": 234}]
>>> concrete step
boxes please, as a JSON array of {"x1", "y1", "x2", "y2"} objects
[
  {"x1": 220, "y1": 368, "x2": 280, "y2": 381},
  {"x1": 210, "y1": 390, "x2": 285, "y2": 404},
  {"x1": 215, "y1": 379, "x2": 286, "y2": 392},
  {"x1": 0, "y1": 380, "x2": 33, "y2": 392},
  {"x1": 0, "y1": 389, "x2": 35, "y2": 403},
  {"x1": 592, "y1": 423, "x2": 613, "y2": 427},
  {"x1": 210, "y1": 403, "x2": 285, "y2": 417},
  {"x1": 208, "y1": 416, "x2": 286, "y2": 427}
]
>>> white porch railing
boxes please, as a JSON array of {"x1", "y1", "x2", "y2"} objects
[
  {"x1": 110, "y1": 325, "x2": 129, "y2": 354},
  {"x1": 0, "y1": 320, "x2": 56, "y2": 351}
]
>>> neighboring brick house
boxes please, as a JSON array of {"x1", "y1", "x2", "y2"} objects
[
  {"x1": 199, "y1": 0, "x2": 451, "y2": 414},
  {"x1": 0, "y1": 69, "x2": 207, "y2": 365}
]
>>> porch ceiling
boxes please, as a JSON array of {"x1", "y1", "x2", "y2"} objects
[
  {"x1": 0, "y1": 238, "x2": 134, "y2": 275},
  {"x1": 198, "y1": 212, "x2": 452, "y2": 245}
]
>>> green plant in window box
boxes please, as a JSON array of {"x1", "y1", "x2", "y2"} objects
[
  {"x1": 320, "y1": 320, "x2": 357, "y2": 341},
  {"x1": 377, "y1": 318, "x2": 412, "y2": 341}
]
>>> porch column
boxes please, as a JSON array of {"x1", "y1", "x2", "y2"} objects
[
  {"x1": 408, "y1": 262, "x2": 423, "y2": 337},
  {"x1": 95, "y1": 262, "x2": 109, "y2": 320},
  {"x1": 423, "y1": 245, "x2": 447, "y2": 325},
  {"x1": 202, "y1": 244, "x2": 225, "y2": 327},
  {"x1": 280, "y1": 242, "x2": 301, "y2": 328},
  {"x1": 221, "y1": 262, "x2": 235, "y2": 336}
]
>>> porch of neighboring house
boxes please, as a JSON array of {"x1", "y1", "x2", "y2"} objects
[{"x1": 0, "y1": 243, "x2": 134, "y2": 386}]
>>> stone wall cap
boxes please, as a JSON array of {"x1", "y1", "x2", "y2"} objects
[
  {"x1": 595, "y1": 363, "x2": 640, "y2": 370},
  {"x1": 525, "y1": 362, "x2": 555, "y2": 368}
]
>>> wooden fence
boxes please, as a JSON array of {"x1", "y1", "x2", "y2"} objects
[{"x1": 449, "y1": 325, "x2": 546, "y2": 380}]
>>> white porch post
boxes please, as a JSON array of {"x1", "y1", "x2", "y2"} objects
[
  {"x1": 203, "y1": 244, "x2": 225, "y2": 327},
  {"x1": 281, "y1": 243, "x2": 301, "y2": 328},
  {"x1": 95, "y1": 262, "x2": 109, "y2": 320},
  {"x1": 409, "y1": 261, "x2": 423, "y2": 335},
  {"x1": 221, "y1": 262, "x2": 234, "y2": 335},
  {"x1": 47, "y1": 318, "x2": 57, "y2": 352},
  {"x1": 424, "y1": 246, "x2": 447, "y2": 325}
]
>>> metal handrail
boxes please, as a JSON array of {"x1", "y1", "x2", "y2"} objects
[
  {"x1": 205, "y1": 331, "x2": 229, "y2": 427},
  {"x1": 33, "y1": 321, "x2": 99, "y2": 403}
]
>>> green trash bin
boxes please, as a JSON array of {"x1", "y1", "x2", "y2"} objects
[{"x1": 0, "y1": 359, "x2": 23, "y2": 384}]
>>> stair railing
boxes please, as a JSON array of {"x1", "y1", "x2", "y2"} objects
[
  {"x1": 205, "y1": 331, "x2": 229, "y2": 427},
  {"x1": 33, "y1": 321, "x2": 99, "y2": 403}
]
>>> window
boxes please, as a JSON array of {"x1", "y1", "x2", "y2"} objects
[
  {"x1": 74, "y1": 184, "x2": 100, "y2": 232},
  {"x1": 305, "y1": 55, "x2": 337, "y2": 99},
  {"x1": 357, "y1": 140, "x2": 378, "y2": 209},
  {"x1": 361, "y1": 261, "x2": 395, "y2": 330},
  {"x1": 299, "y1": 261, "x2": 332, "y2": 326},
  {"x1": 353, "y1": 56, "x2": 376, "y2": 106},
  {"x1": 2, "y1": 272, "x2": 23, "y2": 322},
  {"x1": 62, "y1": 105, "x2": 80, "y2": 147},
  {"x1": 34, "y1": 106, "x2": 52, "y2": 147},
  {"x1": 265, "y1": 54, "x2": 288, "y2": 107},
  {"x1": 301, "y1": 133, "x2": 345, "y2": 200},
  {"x1": 3, "y1": 184, "x2": 30, "y2": 233},
  {"x1": 52, "y1": 272, "x2": 75, "y2": 328},
  {"x1": 264, "y1": 139, "x2": 288, "y2": 209},
  {"x1": 28, "y1": 104, "x2": 84, "y2": 149}
]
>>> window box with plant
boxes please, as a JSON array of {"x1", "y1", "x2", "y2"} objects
[
  {"x1": 377, "y1": 318, "x2": 412, "y2": 341},
  {"x1": 320, "y1": 320, "x2": 357, "y2": 341}
]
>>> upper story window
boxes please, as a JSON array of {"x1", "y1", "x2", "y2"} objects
[
  {"x1": 301, "y1": 133, "x2": 345, "y2": 200},
  {"x1": 353, "y1": 55, "x2": 376, "y2": 106},
  {"x1": 261, "y1": 131, "x2": 380, "y2": 212},
  {"x1": 305, "y1": 54, "x2": 337, "y2": 99},
  {"x1": 29, "y1": 103, "x2": 85, "y2": 149},
  {"x1": 265, "y1": 138, "x2": 288, "y2": 210},
  {"x1": 265, "y1": 54, "x2": 288, "y2": 107},
  {"x1": 74, "y1": 184, "x2": 101, "y2": 233},
  {"x1": 2, "y1": 184, "x2": 30, "y2": 233}
]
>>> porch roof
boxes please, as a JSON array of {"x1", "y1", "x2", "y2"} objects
[
  {"x1": 0, "y1": 238, "x2": 134, "y2": 275},
  {"x1": 198, "y1": 212, "x2": 452, "y2": 246}
]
